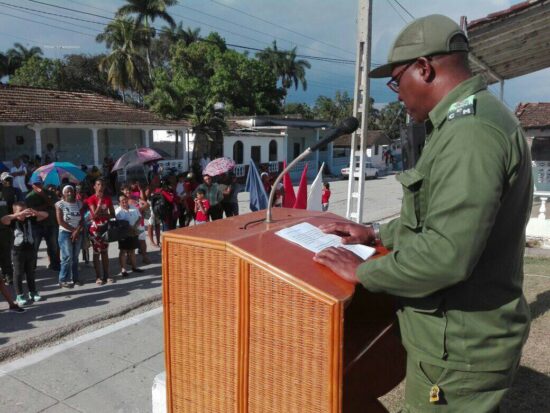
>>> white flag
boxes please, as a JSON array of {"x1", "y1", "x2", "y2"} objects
[{"x1": 307, "y1": 162, "x2": 325, "y2": 211}]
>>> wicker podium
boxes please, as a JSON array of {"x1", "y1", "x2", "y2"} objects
[{"x1": 162, "y1": 208, "x2": 405, "y2": 413}]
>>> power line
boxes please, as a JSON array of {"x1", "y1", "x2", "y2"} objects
[
  {"x1": 392, "y1": 0, "x2": 415, "y2": 20},
  {"x1": 384, "y1": 0, "x2": 408, "y2": 23},
  {"x1": 0, "y1": 2, "x2": 101, "y2": 33},
  {"x1": 0, "y1": 10, "x2": 96, "y2": 37},
  {"x1": 208, "y1": 0, "x2": 356, "y2": 56},
  {"x1": 23, "y1": 0, "x2": 356, "y2": 65},
  {"x1": 175, "y1": 3, "x2": 352, "y2": 61}
]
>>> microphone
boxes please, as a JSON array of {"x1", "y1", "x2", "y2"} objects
[{"x1": 266, "y1": 117, "x2": 359, "y2": 223}]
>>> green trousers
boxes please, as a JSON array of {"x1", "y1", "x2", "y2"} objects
[{"x1": 401, "y1": 356, "x2": 518, "y2": 413}]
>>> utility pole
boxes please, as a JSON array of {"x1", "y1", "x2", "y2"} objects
[{"x1": 346, "y1": 0, "x2": 373, "y2": 223}]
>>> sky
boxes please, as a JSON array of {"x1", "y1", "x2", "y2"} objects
[{"x1": 0, "y1": 0, "x2": 549, "y2": 111}]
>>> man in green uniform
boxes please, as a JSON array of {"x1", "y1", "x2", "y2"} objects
[{"x1": 314, "y1": 15, "x2": 532, "y2": 412}]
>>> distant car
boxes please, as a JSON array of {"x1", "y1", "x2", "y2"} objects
[{"x1": 341, "y1": 162, "x2": 379, "y2": 179}]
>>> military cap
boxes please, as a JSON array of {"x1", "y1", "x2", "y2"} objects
[{"x1": 369, "y1": 14, "x2": 469, "y2": 78}]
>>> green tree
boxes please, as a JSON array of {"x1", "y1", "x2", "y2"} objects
[
  {"x1": 257, "y1": 41, "x2": 310, "y2": 104},
  {"x1": 116, "y1": 0, "x2": 177, "y2": 81},
  {"x1": 96, "y1": 17, "x2": 148, "y2": 101},
  {"x1": 2, "y1": 43, "x2": 43, "y2": 78},
  {"x1": 10, "y1": 56, "x2": 63, "y2": 89},
  {"x1": 147, "y1": 32, "x2": 283, "y2": 159},
  {"x1": 61, "y1": 54, "x2": 117, "y2": 97},
  {"x1": 313, "y1": 91, "x2": 380, "y2": 128},
  {"x1": 378, "y1": 101, "x2": 406, "y2": 140},
  {"x1": 283, "y1": 102, "x2": 314, "y2": 119}
]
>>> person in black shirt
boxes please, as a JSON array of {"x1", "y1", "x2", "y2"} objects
[{"x1": 1, "y1": 202, "x2": 48, "y2": 306}]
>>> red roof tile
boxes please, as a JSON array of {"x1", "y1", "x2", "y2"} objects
[
  {"x1": 0, "y1": 84, "x2": 189, "y2": 128},
  {"x1": 515, "y1": 102, "x2": 550, "y2": 128}
]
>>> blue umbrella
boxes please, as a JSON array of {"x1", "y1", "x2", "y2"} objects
[{"x1": 31, "y1": 162, "x2": 86, "y2": 186}]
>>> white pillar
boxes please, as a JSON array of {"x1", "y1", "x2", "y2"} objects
[
  {"x1": 33, "y1": 127, "x2": 42, "y2": 157},
  {"x1": 91, "y1": 128, "x2": 99, "y2": 166},
  {"x1": 143, "y1": 129, "x2": 151, "y2": 147}
]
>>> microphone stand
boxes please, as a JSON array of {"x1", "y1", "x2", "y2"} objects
[{"x1": 266, "y1": 148, "x2": 312, "y2": 223}]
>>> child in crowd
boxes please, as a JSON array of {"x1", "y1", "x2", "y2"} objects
[
  {"x1": 194, "y1": 189, "x2": 210, "y2": 225},
  {"x1": 322, "y1": 182, "x2": 331, "y2": 212},
  {"x1": 115, "y1": 195, "x2": 143, "y2": 277},
  {"x1": 0, "y1": 202, "x2": 48, "y2": 306}
]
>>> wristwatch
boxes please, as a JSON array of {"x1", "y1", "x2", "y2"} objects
[{"x1": 370, "y1": 222, "x2": 381, "y2": 245}]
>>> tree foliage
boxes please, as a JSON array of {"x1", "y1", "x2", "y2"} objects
[
  {"x1": 10, "y1": 56, "x2": 63, "y2": 89},
  {"x1": 146, "y1": 32, "x2": 284, "y2": 158},
  {"x1": 378, "y1": 101, "x2": 406, "y2": 140}
]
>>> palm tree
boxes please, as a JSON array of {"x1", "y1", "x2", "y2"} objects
[
  {"x1": 257, "y1": 41, "x2": 310, "y2": 104},
  {"x1": 181, "y1": 26, "x2": 201, "y2": 47},
  {"x1": 3, "y1": 43, "x2": 43, "y2": 78},
  {"x1": 116, "y1": 0, "x2": 177, "y2": 80},
  {"x1": 96, "y1": 18, "x2": 147, "y2": 101},
  {"x1": 280, "y1": 47, "x2": 310, "y2": 92}
]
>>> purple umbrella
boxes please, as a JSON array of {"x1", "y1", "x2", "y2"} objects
[{"x1": 112, "y1": 148, "x2": 164, "y2": 172}]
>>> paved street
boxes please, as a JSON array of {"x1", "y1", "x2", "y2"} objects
[
  {"x1": 0, "y1": 177, "x2": 403, "y2": 412},
  {"x1": 0, "y1": 176, "x2": 547, "y2": 413}
]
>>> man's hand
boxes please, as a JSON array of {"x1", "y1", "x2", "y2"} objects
[
  {"x1": 318, "y1": 222, "x2": 375, "y2": 245},
  {"x1": 313, "y1": 247, "x2": 363, "y2": 284}
]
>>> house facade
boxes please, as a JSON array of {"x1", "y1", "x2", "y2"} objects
[
  {"x1": 225, "y1": 117, "x2": 333, "y2": 180},
  {"x1": 0, "y1": 84, "x2": 189, "y2": 168}
]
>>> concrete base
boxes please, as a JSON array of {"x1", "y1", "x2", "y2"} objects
[
  {"x1": 152, "y1": 372, "x2": 167, "y2": 413},
  {"x1": 526, "y1": 217, "x2": 550, "y2": 248}
]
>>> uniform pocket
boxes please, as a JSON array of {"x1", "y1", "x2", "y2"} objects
[{"x1": 396, "y1": 169, "x2": 425, "y2": 230}]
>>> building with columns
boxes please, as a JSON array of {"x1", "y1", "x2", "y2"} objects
[{"x1": 0, "y1": 85, "x2": 189, "y2": 167}]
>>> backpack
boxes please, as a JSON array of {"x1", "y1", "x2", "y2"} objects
[{"x1": 150, "y1": 192, "x2": 172, "y2": 220}]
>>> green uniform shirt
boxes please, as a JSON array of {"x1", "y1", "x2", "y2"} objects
[
  {"x1": 25, "y1": 189, "x2": 58, "y2": 227},
  {"x1": 357, "y1": 75, "x2": 532, "y2": 371}
]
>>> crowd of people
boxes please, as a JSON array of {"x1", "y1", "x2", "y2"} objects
[{"x1": 0, "y1": 151, "x2": 245, "y2": 313}]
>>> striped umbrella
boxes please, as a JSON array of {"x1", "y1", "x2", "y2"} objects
[{"x1": 31, "y1": 162, "x2": 86, "y2": 186}]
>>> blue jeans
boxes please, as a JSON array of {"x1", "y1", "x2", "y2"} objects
[
  {"x1": 33, "y1": 225, "x2": 60, "y2": 268},
  {"x1": 58, "y1": 231, "x2": 82, "y2": 283}
]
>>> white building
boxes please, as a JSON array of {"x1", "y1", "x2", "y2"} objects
[{"x1": 0, "y1": 84, "x2": 190, "y2": 167}]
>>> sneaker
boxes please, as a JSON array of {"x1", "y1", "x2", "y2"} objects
[
  {"x1": 106, "y1": 278, "x2": 116, "y2": 284},
  {"x1": 29, "y1": 292, "x2": 42, "y2": 302},
  {"x1": 59, "y1": 282, "x2": 74, "y2": 289},
  {"x1": 132, "y1": 268, "x2": 144, "y2": 273},
  {"x1": 15, "y1": 295, "x2": 28, "y2": 306},
  {"x1": 9, "y1": 304, "x2": 25, "y2": 313},
  {"x1": 74, "y1": 281, "x2": 84, "y2": 287},
  {"x1": 95, "y1": 278, "x2": 104, "y2": 286},
  {"x1": 120, "y1": 271, "x2": 129, "y2": 278}
]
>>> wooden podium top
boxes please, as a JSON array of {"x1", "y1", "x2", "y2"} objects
[{"x1": 163, "y1": 208, "x2": 358, "y2": 302}]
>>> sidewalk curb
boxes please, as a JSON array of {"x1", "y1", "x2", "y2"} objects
[{"x1": 0, "y1": 293, "x2": 162, "y2": 363}]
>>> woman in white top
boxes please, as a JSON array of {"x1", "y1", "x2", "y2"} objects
[
  {"x1": 55, "y1": 185, "x2": 83, "y2": 287},
  {"x1": 115, "y1": 195, "x2": 144, "y2": 277}
]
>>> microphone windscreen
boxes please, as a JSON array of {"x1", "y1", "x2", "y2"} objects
[{"x1": 339, "y1": 117, "x2": 360, "y2": 134}]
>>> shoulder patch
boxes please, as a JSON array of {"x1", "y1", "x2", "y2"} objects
[{"x1": 447, "y1": 95, "x2": 476, "y2": 121}]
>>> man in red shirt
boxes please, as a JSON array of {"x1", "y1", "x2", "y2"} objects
[{"x1": 85, "y1": 178, "x2": 115, "y2": 285}]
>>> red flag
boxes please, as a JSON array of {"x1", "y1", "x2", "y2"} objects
[
  {"x1": 282, "y1": 160, "x2": 296, "y2": 208},
  {"x1": 293, "y1": 163, "x2": 309, "y2": 209}
]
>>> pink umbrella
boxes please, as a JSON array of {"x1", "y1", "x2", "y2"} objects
[
  {"x1": 112, "y1": 148, "x2": 164, "y2": 171},
  {"x1": 203, "y1": 157, "x2": 236, "y2": 176}
]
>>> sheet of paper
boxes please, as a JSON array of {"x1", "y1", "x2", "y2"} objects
[{"x1": 275, "y1": 222, "x2": 375, "y2": 260}]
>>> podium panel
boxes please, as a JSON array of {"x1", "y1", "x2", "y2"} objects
[{"x1": 163, "y1": 209, "x2": 405, "y2": 413}]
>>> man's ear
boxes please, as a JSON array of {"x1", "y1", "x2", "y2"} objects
[{"x1": 416, "y1": 57, "x2": 435, "y2": 82}]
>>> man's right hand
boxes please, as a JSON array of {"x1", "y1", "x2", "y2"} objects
[{"x1": 318, "y1": 222, "x2": 375, "y2": 245}]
